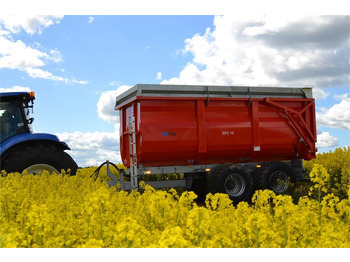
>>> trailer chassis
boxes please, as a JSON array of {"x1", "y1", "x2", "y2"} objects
[{"x1": 99, "y1": 159, "x2": 308, "y2": 193}]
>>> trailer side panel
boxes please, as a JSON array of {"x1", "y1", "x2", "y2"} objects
[{"x1": 116, "y1": 85, "x2": 316, "y2": 167}]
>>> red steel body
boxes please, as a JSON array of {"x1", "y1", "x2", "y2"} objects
[{"x1": 116, "y1": 85, "x2": 317, "y2": 168}]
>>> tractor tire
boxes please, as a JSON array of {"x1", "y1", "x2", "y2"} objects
[
  {"x1": 208, "y1": 165, "x2": 254, "y2": 205},
  {"x1": 1, "y1": 143, "x2": 78, "y2": 175},
  {"x1": 263, "y1": 162, "x2": 295, "y2": 194}
]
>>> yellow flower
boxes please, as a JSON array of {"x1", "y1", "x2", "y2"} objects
[{"x1": 1, "y1": 159, "x2": 350, "y2": 248}]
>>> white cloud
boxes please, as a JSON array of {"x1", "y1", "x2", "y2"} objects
[
  {"x1": 0, "y1": 86, "x2": 31, "y2": 92},
  {"x1": 313, "y1": 87, "x2": 329, "y2": 100},
  {"x1": 109, "y1": 81, "x2": 123, "y2": 86},
  {"x1": 97, "y1": 90, "x2": 119, "y2": 123},
  {"x1": 26, "y1": 68, "x2": 64, "y2": 81},
  {"x1": 0, "y1": 15, "x2": 88, "y2": 84},
  {"x1": 56, "y1": 130, "x2": 120, "y2": 167},
  {"x1": 48, "y1": 49, "x2": 63, "y2": 63},
  {"x1": 0, "y1": 36, "x2": 87, "y2": 83},
  {"x1": 88, "y1": 17, "x2": 94, "y2": 24},
  {"x1": 0, "y1": 15, "x2": 63, "y2": 35},
  {"x1": 97, "y1": 85, "x2": 132, "y2": 123},
  {"x1": 316, "y1": 131, "x2": 339, "y2": 148},
  {"x1": 162, "y1": 15, "x2": 349, "y2": 88},
  {"x1": 143, "y1": 46, "x2": 151, "y2": 52},
  {"x1": 316, "y1": 93, "x2": 350, "y2": 130},
  {"x1": 71, "y1": 78, "x2": 89, "y2": 85},
  {"x1": 0, "y1": 38, "x2": 47, "y2": 70},
  {"x1": 0, "y1": 37, "x2": 68, "y2": 81},
  {"x1": 156, "y1": 71, "x2": 162, "y2": 80}
]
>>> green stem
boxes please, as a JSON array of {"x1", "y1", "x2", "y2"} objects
[
  {"x1": 99, "y1": 205, "x2": 104, "y2": 241},
  {"x1": 4, "y1": 194, "x2": 10, "y2": 223},
  {"x1": 242, "y1": 215, "x2": 249, "y2": 248},
  {"x1": 283, "y1": 207, "x2": 288, "y2": 247},
  {"x1": 318, "y1": 187, "x2": 322, "y2": 235},
  {"x1": 254, "y1": 217, "x2": 259, "y2": 248},
  {"x1": 196, "y1": 210, "x2": 202, "y2": 247}
]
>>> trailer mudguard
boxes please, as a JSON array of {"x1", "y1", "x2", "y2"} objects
[{"x1": 0, "y1": 133, "x2": 70, "y2": 156}]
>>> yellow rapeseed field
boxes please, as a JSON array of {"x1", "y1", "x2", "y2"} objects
[{"x1": 1, "y1": 161, "x2": 349, "y2": 248}]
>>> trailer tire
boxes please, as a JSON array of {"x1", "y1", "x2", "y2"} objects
[
  {"x1": 207, "y1": 165, "x2": 230, "y2": 195},
  {"x1": 190, "y1": 173, "x2": 208, "y2": 203},
  {"x1": 263, "y1": 162, "x2": 294, "y2": 194},
  {"x1": 1, "y1": 143, "x2": 78, "y2": 175},
  {"x1": 208, "y1": 166, "x2": 254, "y2": 204},
  {"x1": 253, "y1": 166, "x2": 267, "y2": 191}
]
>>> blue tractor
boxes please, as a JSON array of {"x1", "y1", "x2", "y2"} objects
[{"x1": 0, "y1": 91, "x2": 78, "y2": 175}]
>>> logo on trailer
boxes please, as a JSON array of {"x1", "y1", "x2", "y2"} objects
[
  {"x1": 222, "y1": 130, "x2": 235, "y2": 135},
  {"x1": 161, "y1": 131, "x2": 176, "y2": 137}
]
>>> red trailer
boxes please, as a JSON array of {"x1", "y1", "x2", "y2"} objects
[{"x1": 115, "y1": 84, "x2": 316, "y2": 203}]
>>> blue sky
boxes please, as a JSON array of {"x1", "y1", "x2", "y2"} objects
[
  {"x1": 1, "y1": 16, "x2": 214, "y2": 133},
  {"x1": 1, "y1": 15, "x2": 349, "y2": 167}
]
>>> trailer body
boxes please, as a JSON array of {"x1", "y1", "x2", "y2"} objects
[
  {"x1": 116, "y1": 84, "x2": 316, "y2": 166},
  {"x1": 114, "y1": 84, "x2": 316, "y2": 202}
]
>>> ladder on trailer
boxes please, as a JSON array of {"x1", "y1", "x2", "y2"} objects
[{"x1": 128, "y1": 115, "x2": 139, "y2": 190}]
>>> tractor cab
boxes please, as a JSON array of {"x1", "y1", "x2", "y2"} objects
[{"x1": 0, "y1": 91, "x2": 35, "y2": 142}]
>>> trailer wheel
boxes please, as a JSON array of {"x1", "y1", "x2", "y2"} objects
[
  {"x1": 207, "y1": 165, "x2": 230, "y2": 195},
  {"x1": 264, "y1": 162, "x2": 294, "y2": 194},
  {"x1": 208, "y1": 166, "x2": 254, "y2": 204},
  {"x1": 2, "y1": 143, "x2": 78, "y2": 175},
  {"x1": 189, "y1": 173, "x2": 208, "y2": 203},
  {"x1": 253, "y1": 166, "x2": 267, "y2": 191}
]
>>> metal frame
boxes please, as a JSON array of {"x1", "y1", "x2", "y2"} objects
[
  {"x1": 264, "y1": 97, "x2": 317, "y2": 157},
  {"x1": 137, "y1": 163, "x2": 218, "y2": 175},
  {"x1": 112, "y1": 160, "x2": 307, "y2": 191},
  {"x1": 101, "y1": 157, "x2": 308, "y2": 191},
  {"x1": 119, "y1": 174, "x2": 187, "y2": 191},
  {"x1": 118, "y1": 163, "x2": 217, "y2": 191}
]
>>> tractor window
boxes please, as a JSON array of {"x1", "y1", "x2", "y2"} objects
[{"x1": 0, "y1": 101, "x2": 26, "y2": 142}]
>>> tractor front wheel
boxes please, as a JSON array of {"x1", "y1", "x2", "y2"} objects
[{"x1": 1, "y1": 143, "x2": 78, "y2": 175}]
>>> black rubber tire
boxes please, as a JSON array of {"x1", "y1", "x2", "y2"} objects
[
  {"x1": 1, "y1": 143, "x2": 78, "y2": 175},
  {"x1": 263, "y1": 162, "x2": 294, "y2": 194},
  {"x1": 208, "y1": 165, "x2": 254, "y2": 205},
  {"x1": 207, "y1": 165, "x2": 230, "y2": 194},
  {"x1": 252, "y1": 166, "x2": 267, "y2": 191},
  {"x1": 189, "y1": 173, "x2": 208, "y2": 203}
]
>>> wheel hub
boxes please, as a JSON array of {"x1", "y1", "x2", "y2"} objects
[
  {"x1": 269, "y1": 170, "x2": 289, "y2": 194},
  {"x1": 25, "y1": 164, "x2": 59, "y2": 175},
  {"x1": 224, "y1": 173, "x2": 246, "y2": 197}
]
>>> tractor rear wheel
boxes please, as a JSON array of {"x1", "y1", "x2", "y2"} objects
[{"x1": 1, "y1": 143, "x2": 78, "y2": 175}]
